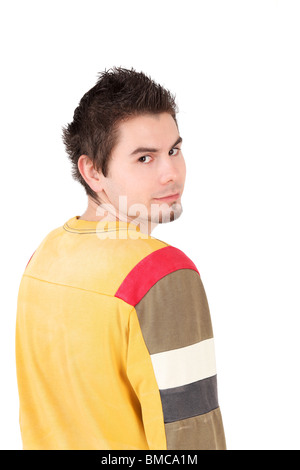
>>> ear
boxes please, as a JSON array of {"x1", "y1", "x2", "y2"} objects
[{"x1": 77, "y1": 155, "x2": 105, "y2": 192}]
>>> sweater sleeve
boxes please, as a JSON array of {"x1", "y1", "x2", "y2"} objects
[{"x1": 116, "y1": 245, "x2": 226, "y2": 450}]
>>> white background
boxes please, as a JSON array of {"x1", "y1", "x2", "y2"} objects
[{"x1": 1, "y1": 0, "x2": 299, "y2": 450}]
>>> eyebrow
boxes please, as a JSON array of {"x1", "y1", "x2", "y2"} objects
[{"x1": 129, "y1": 136, "x2": 183, "y2": 156}]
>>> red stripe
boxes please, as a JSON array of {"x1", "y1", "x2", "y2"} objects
[
  {"x1": 26, "y1": 251, "x2": 35, "y2": 268},
  {"x1": 115, "y1": 245, "x2": 199, "y2": 306}
]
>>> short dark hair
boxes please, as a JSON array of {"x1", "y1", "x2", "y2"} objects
[{"x1": 62, "y1": 66, "x2": 179, "y2": 203}]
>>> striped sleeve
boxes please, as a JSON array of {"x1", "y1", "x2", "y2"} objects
[{"x1": 115, "y1": 245, "x2": 226, "y2": 450}]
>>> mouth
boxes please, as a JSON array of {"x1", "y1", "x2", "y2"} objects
[{"x1": 153, "y1": 192, "x2": 180, "y2": 203}]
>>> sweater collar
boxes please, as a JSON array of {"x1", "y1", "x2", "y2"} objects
[{"x1": 63, "y1": 216, "x2": 151, "y2": 238}]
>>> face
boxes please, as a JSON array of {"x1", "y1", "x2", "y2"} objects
[{"x1": 98, "y1": 112, "x2": 186, "y2": 229}]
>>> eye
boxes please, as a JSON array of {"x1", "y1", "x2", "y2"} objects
[
  {"x1": 138, "y1": 155, "x2": 152, "y2": 164},
  {"x1": 169, "y1": 147, "x2": 181, "y2": 156}
]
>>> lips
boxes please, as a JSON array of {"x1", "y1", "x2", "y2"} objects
[{"x1": 154, "y1": 193, "x2": 180, "y2": 201}]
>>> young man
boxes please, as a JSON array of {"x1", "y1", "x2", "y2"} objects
[{"x1": 15, "y1": 67, "x2": 226, "y2": 450}]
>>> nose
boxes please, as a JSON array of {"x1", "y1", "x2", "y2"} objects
[{"x1": 158, "y1": 155, "x2": 179, "y2": 185}]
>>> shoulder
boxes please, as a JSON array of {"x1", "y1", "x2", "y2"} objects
[
  {"x1": 24, "y1": 225, "x2": 64, "y2": 269},
  {"x1": 118, "y1": 244, "x2": 213, "y2": 357},
  {"x1": 115, "y1": 244, "x2": 200, "y2": 307}
]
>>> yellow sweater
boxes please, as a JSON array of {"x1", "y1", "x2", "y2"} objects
[{"x1": 16, "y1": 216, "x2": 226, "y2": 450}]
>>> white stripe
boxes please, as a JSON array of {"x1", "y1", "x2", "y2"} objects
[{"x1": 150, "y1": 338, "x2": 217, "y2": 390}]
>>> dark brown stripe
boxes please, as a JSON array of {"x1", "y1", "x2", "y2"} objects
[{"x1": 160, "y1": 375, "x2": 219, "y2": 423}]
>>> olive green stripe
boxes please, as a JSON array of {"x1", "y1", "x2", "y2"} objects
[
  {"x1": 165, "y1": 407, "x2": 226, "y2": 450},
  {"x1": 135, "y1": 269, "x2": 213, "y2": 355}
]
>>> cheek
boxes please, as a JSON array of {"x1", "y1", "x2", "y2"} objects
[
  {"x1": 128, "y1": 181, "x2": 152, "y2": 207},
  {"x1": 106, "y1": 164, "x2": 128, "y2": 194},
  {"x1": 179, "y1": 157, "x2": 187, "y2": 183},
  {"x1": 124, "y1": 177, "x2": 153, "y2": 211},
  {"x1": 113, "y1": 171, "x2": 148, "y2": 206}
]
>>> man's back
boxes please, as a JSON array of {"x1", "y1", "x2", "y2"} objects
[{"x1": 16, "y1": 216, "x2": 226, "y2": 450}]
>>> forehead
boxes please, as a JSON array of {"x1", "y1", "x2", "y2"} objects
[{"x1": 115, "y1": 112, "x2": 179, "y2": 150}]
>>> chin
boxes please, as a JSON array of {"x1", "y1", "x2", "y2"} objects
[{"x1": 152, "y1": 202, "x2": 183, "y2": 224}]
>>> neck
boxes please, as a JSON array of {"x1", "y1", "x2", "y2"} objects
[{"x1": 79, "y1": 196, "x2": 158, "y2": 235}]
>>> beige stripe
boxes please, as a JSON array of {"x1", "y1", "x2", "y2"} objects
[
  {"x1": 135, "y1": 269, "x2": 213, "y2": 355},
  {"x1": 150, "y1": 338, "x2": 216, "y2": 390}
]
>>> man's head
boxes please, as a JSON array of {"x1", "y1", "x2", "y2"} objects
[{"x1": 63, "y1": 67, "x2": 186, "y2": 229}]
